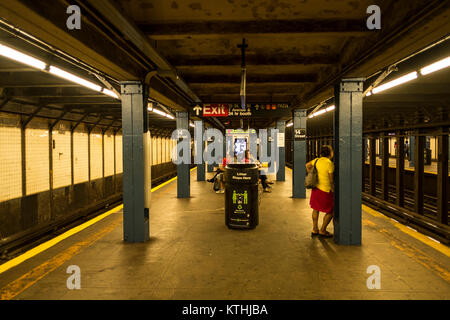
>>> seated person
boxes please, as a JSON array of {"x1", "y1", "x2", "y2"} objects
[
  {"x1": 207, "y1": 156, "x2": 228, "y2": 183},
  {"x1": 207, "y1": 156, "x2": 228, "y2": 194},
  {"x1": 248, "y1": 152, "x2": 272, "y2": 193}
]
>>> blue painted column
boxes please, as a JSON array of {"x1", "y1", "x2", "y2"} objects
[
  {"x1": 176, "y1": 111, "x2": 190, "y2": 198},
  {"x1": 276, "y1": 120, "x2": 286, "y2": 181},
  {"x1": 194, "y1": 120, "x2": 205, "y2": 181},
  {"x1": 333, "y1": 78, "x2": 364, "y2": 245},
  {"x1": 292, "y1": 109, "x2": 307, "y2": 198},
  {"x1": 120, "y1": 81, "x2": 149, "y2": 242}
]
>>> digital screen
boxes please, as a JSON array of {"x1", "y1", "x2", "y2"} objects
[{"x1": 234, "y1": 138, "x2": 247, "y2": 156}]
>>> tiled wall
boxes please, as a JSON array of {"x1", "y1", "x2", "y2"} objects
[
  {"x1": 104, "y1": 130, "x2": 114, "y2": 177},
  {"x1": 73, "y1": 127, "x2": 89, "y2": 184},
  {"x1": 90, "y1": 128, "x2": 103, "y2": 180},
  {"x1": 0, "y1": 124, "x2": 22, "y2": 202},
  {"x1": 0, "y1": 110, "x2": 176, "y2": 205},
  {"x1": 52, "y1": 123, "x2": 72, "y2": 189},
  {"x1": 25, "y1": 126, "x2": 50, "y2": 195},
  {"x1": 115, "y1": 133, "x2": 123, "y2": 173}
]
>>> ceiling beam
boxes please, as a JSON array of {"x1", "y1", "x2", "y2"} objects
[
  {"x1": 6, "y1": 87, "x2": 107, "y2": 98},
  {"x1": 138, "y1": 19, "x2": 369, "y2": 39},
  {"x1": 185, "y1": 74, "x2": 318, "y2": 84},
  {"x1": 39, "y1": 97, "x2": 120, "y2": 105},
  {"x1": 168, "y1": 54, "x2": 339, "y2": 67}
]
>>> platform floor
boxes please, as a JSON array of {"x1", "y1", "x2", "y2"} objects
[{"x1": 0, "y1": 168, "x2": 449, "y2": 300}]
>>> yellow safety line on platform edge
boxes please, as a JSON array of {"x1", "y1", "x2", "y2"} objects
[
  {"x1": 362, "y1": 205, "x2": 450, "y2": 257},
  {"x1": 0, "y1": 215, "x2": 123, "y2": 300},
  {"x1": 0, "y1": 166, "x2": 197, "y2": 276}
]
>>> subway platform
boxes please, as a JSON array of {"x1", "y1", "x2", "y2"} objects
[{"x1": 0, "y1": 168, "x2": 449, "y2": 300}]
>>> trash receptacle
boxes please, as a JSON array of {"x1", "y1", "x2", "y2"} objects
[{"x1": 224, "y1": 163, "x2": 259, "y2": 229}]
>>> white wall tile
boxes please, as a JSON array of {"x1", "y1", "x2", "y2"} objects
[
  {"x1": 115, "y1": 134, "x2": 123, "y2": 174},
  {"x1": 90, "y1": 130, "x2": 103, "y2": 180},
  {"x1": 0, "y1": 126, "x2": 22, "y2": 201},
  {"x1": 25, "y1": 128, "x2": 49, "y2": 195},
  {"x1": 73, "y1": 130, "x2": 89, "y2": 184},
  {"x1": 52, "y1": 129, "x2": 71, "y2": 189},
  {"x1": 104, "y1": 131, "x2": 114, "y2": 177}
]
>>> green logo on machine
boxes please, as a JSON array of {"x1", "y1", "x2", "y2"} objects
[{"x1": 232, "y1": 190, "x2": 248, "y2": 204}]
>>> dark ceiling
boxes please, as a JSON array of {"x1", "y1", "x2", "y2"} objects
[{"x1": 0, "y1": 0, "x2": 449, "y2": 132}]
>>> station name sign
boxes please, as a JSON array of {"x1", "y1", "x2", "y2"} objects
[
  {"x1": 294, "y1": 129, "x2": 306, "y2": 141},
  {"x1": 191, "y1": 103, "x2": 290, "y2": 117}
]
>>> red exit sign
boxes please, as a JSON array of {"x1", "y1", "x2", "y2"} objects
[{"x1": 202, "y1": 104, "x2": 229, "y2": 117}]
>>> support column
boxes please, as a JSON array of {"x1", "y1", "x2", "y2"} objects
[
  {"x1": 414, "y1": 131, "x2": 424, "y2": 214},
  {"x1": 176, "y1": 111, "x2": 190, "y2": 198},
  {"x1": 437, "y1": 129, "x2": 448, "y2": 225},
  {"x1": 292, "y1": 110, "x2": 306, "y2": 198},
  {"x1": 381, "y1": 133, "x2": 389, "y2": 201},
  {"x1": 121, "y1": 81, "x2": 149, "y2": 242},
  {"x1": 333, "y1": 78, "x2": 364, "y2": 245},
  {"x1": 194, "y1": 120, "x2": 205, "y2": 181},
  {"x1": 396, "y1": 132, "x2": 405, "y2": 207},
  {"x1": 277, "y1": 120, "x2": 286, "y2": 181}
]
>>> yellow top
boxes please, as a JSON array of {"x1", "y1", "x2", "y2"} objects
[{"x1": 312, "y1": 157, "x2": 334, "y2": 192}]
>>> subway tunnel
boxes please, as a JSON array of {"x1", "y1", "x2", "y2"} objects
[{"x1": 0, "y1": 0, "x2": 449, "y2": 303}]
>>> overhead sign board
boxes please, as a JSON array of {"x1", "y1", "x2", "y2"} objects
[{"x1": 191, "y1": 103, "x2": 290, "y2": 118}]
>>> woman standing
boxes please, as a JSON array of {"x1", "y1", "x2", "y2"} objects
[{"x1": 306, "y1": 145, "x2": 334, "y2": 238}]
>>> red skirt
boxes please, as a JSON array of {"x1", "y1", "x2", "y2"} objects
[{"x1": 310, "y1": 188, "x2": 334, "y2": 214}]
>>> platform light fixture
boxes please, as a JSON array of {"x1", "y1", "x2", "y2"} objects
[
  {"x1": 0, "y1": 43, "x2": 47, "y2": 70},
  {"x1": 102, "y1": 88, "x2": 119, "y2": 99},
  {"x1": 152, "y1": 108, "x2": 167, "y2": 117},
  {"x1": 372, "y1": 71, "x2": 417, "y2": 94},
  {"x1": 325, "y1": 105, "x2": 335, "y2": 112},
  {"x1": 189, "y1": 122, "x2": 195, "y2": 128},
  {"x1": 420, "y1": 56, "x2": 450, "y2": 75},
  {"x1": 308, "y1": 104, "x2": 335, "y2": 119},
  {"x1": 286, "y1": 122, "x2": 293, "y2": 127},
  {"x1": 49, "y1": 66, "x2": 102, "y2": 92}
]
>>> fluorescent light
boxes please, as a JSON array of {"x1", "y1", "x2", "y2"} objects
[
  {"x1": 152, "y1": 108, "x2": 167, "y2": 117},
  {"x1": 315, "y1": 109, "x2": 326, "y2": 116},
  {"x1": 365, "y1": 91, "x2": 372, "y2": 96},
  {"x1": 308, "y1": 114, "x2": 314, "y2": 119},
  {"x1": 286, "y1": 122, "x2": 293, "y2": 127},
  {"x1": 103, "y1": 88, "x2": 119, "y2": 99},
  {"x1": 372, "y1": 71, "x2": 417, "y2": 94},
  {"x1": 165, "y1": 113, "x2": 175, "y2": 120},
  {"x1": 326, "y1": 105, "x2": 335, "y2": 112},
  {"x1": 420, "y1": 56, "x2": 450, "y2": 75},
  {"x1": 147, "y1": 103, "x2": 153, "y2": 111},
  {"x1": 49, "y1": 66, "x2": 102, "y2": 92},
  {"x1": 0, "y1": 43, "x2": 47, "y2": 70},
  {"x1": 189, "y1": 122, "x2": 195, "y2": 128}
]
